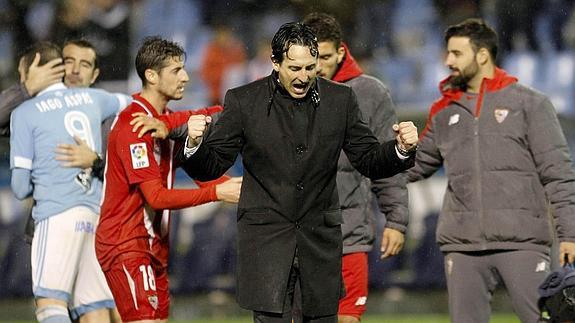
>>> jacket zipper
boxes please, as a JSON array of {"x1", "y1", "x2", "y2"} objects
[{"x1": 474, "y1": 82, "x2": 486, "y2": 250}]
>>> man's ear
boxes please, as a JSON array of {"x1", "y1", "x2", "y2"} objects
[
  {"x1": 336, "y1": 45, "x2": 345, "y2": 64},
  {"x1": 90, "y1": 68, "x2": 100, "y2": 85},
  {"x1": 476, "y1": 48, "x2": 490, "y2": 65},
  {"x1": 145, "y1": 69, "x2": 158, "y2": 85},
  {"x1": 272, "y1": 59, "x2": 280, "y2": 72}
]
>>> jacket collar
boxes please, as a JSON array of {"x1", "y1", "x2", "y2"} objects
[
  {"x1": 438, "y1": 67, "x2": 518, "y2": 101},
  {"x1": 37, "y1": 82, "x2": 67, "y2": 97},
  {"x1": 332, "y1": 43, "x2": 363, "y2": 83},
  {"x1": 267, "y1": 71, "x2": 320, "y2": 115}
]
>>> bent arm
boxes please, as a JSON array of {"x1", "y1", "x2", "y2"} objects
[
  {"x1": 139, "y1": 178, "x2": 217, "y2": 210},
  {"x1": 181, "y1": 92, "x2": 243, "y2": 181},
  {"x1": 159, "y1": 106, "x2": 223, "y2": 133},
  {"x1": 11, "y1": 168, "x2": 33, "y2": 200},
  {"x1": 369, "y1": 85, "x2": 409, "y2": 232}
]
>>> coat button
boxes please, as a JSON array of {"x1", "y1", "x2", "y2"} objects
[
  {"x1": 296, "y1": 145, "x2": 305, "y2": 154},
  {"x1": 295, "y1": 221, "x2": 301, "y2": 229},
  {"x1": 296, "y1": 182, "x2": 304, "y2": 191}
]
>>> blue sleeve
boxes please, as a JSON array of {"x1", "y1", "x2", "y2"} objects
[
  {"x1": 11, "y1": 168, "x2": 32, "y2": 200},
  {"x1": 9, "y1": 107, "x2": 34, "y2": 170},
  {"x1": 100, "y1": 92, "x2": 131, "y2": 120}
]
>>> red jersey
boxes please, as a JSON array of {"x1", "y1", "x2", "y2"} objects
[{"x1": 96, "y1": 94, "x2": 218, "y2": 271}]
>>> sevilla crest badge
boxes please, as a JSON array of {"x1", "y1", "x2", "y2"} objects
[{"x1": 494, "y1": 108, "x2": 509, "y2": 123}]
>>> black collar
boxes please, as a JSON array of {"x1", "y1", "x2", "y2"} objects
[{"x1": 266, "y1": 71, "x2": 320, "y2": 115}]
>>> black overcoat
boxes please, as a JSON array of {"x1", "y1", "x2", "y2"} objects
[{"x1": 182, "y1": 73, "x2": 413, "y2": 316}]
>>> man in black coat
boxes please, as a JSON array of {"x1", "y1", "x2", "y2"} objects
[{"x1": 181, "y1": 22, "x2": 419, "y2": 323}]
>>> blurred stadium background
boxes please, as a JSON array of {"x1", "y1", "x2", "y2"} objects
[{"x1": 1, "y1": 0, "x2": 575, "y2": 321}]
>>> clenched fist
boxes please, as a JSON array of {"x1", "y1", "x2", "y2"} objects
[
  {"x1": 393, "y1": 121, "x2": 418, "y2": 153},
  {"x1": 187, "y1": 114, "x2": 212, "y2": 147}
]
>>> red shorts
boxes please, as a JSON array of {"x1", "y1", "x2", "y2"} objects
[
  {"x1": 103, "y1": 254, "x2": 169, "y2": 321},
  {"x1": 338, "y1": 252, "x2": 368, "y2": 318}
]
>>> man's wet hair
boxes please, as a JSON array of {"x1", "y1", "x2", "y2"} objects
[
  {"x1": 445, "y1": 18, "x2": 498, "y2": 61},
  {"x1": 135, "y1": 36, "x2": 186, "y2": 85},
  {"x1": 271, "y1": 22, "x2": 318, "y2": 64},
  {"x1": 302, "y1": 12, "x2": 343, "y2": 49},
  {"x1": 20, "y1": 42, "x2": 62, "y2": 76}
]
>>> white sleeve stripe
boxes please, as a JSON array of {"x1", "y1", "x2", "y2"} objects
[
  {"x1": 13, "y1": 156, "x2": 32, "y2": 169},
  {"x1": 115, "y1": 93, "x2": 129, "y2": 112}
]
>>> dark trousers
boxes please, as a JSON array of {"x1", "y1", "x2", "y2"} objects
[{"x1": 253, "y1": 252, "x2": 337, "y2": 323}]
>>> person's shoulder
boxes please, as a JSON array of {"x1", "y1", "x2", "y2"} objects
[
  {"x1": 113, "y1": 103, "x2": 140, "y2": 125},
  {"x1": 231, "y1": 77, "x2": 268, "y2": 93},
  {"x1": 506, "y1": 82, "x2": 546, "y2": 98},
  {"x1": 346, "y1": 74, "x2": 390, "y2": 95},
  {"x1": 227, "y1": 76, "x2": 269, "y2": 100},
  {"x1": 318, "y1": 77, "x2": 352, "y2": 93},
  {"x1": 14, "y1": 93, "x2": 42, "y2": 116}
]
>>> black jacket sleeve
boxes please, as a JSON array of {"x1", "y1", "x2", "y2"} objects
[{"x1": 0, "y1": 83, "x2": 30, "y2": 137}]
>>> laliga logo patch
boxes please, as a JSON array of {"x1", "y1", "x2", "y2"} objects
[
  {"x1": 130, "y1": 143, "x2": 149, "y2": 169},
  {"x1": 148, "y1": 295, "x2": 159, "y2": 310},
  {"x1": 494, "y1": 108, "x2": 509, "y2": 123}
]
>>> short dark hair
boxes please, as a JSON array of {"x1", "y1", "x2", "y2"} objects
[
  {"x1": 302, "y1": 12, "x2": 343, "y2": 48},
  {"x1": 20, "y1": 42, "x2": 62, "y2": 75},
  {"x1": 135, "y1": 36, "x2": 186, "y2": 86},
  {"x1": 271, "y1": 22, "x2": 318, "y2": 64},
  {"x1": 445, "y1": 18, "x2": 498, "y2": 60},
  {"x1": 63, "y1": 39, "x2": 99, "y2": 68}
]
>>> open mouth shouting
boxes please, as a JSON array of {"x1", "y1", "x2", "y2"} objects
[{"x1": 291, "y1": 81, "x2": 310, "y2": 97}]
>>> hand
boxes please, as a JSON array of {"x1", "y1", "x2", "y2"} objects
[
  {"x1": 560, "y1": 241, "x2": 575, "y2": 266},
  {"x1": 215, "y1": 177, "x2": 242, "y2": 203},
  {"x1": 23, "y1": 53, "x2": 65, "y2": 96},
  {"x1": 393, "y1": 121, "x2": 418, "y2": 152},
  {"x1": 55, "y1": 135, "x2": 98, "y2": 169},
  {"x1": 187, "y1": 114, "x2": 212, "y2": 148},
  {"x1": 130, "y1": 112, "x2": 169, "y2": 139},
  {"x1": 380, "y1": 228, "x2": 405, "y2": 259}
]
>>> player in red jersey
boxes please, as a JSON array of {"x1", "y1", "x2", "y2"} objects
[{"x1": 95, "y1": 36, "x2": 241, "y2": 323}]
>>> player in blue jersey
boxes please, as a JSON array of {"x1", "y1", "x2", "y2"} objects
[{"x1": 10, "y1": 42, "x2": 129, "y2": 323}]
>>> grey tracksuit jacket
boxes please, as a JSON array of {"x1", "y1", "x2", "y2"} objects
[
  {"x1": 406, "y1": 68, "x2": 575, "y2": 253},
  {"x1": 335, "y1": 48, "x2": 408, "y2": 255}
]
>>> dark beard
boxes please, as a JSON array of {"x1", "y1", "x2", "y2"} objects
[
  {"x1": 447, "y1": 61, "x2": 478, "y2": 92},
  {"x1": 447, "y1": 74, "x2": 469, "y2": 92}
]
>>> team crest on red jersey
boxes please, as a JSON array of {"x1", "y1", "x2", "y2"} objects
[
  {"x1": 494, "y1": 108, "x2": 509, "y2": 123},
  {"x1": 148, "y1": 295, "x2": 159, "y2": 310}
]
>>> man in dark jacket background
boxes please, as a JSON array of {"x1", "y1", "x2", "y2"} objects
[
  {"x1": 407, "y1": 18, "x2": 575, "y2": 323},
  {"x1": 303, "y1": 13, "x2": 408, "y2": 323},
  {"x1": 181, "y1": 22, "x2": 419, "y2": 323}
]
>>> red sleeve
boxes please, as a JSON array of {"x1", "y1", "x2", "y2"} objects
[
  {"x1": 139, "y1": 178, "x2": 218, "y2": 210},
  {"x1": 116, "y1": 125, "x2": 161, "y2": 185},
  {"x1": 158, "y1": 106, "x2": 223, "y2": 130},
  {"x1": 194, "y1": 175, "x2": 230, "y2": 188}
]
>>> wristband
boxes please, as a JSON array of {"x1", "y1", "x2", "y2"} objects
[
  {"x1": 396, "y1": 144, "x2": 416, "y2": 157},
  {"x1": 92, "y1": 155, "x2": 105, "y2": 181}
]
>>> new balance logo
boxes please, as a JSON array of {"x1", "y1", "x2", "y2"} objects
[{"x1": 355, "y1": 296, "x2": 367, "y2": 306}]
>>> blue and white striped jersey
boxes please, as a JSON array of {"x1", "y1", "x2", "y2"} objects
[{"x1": 10, "y1": 83, "x2": 129, "y2": 222}]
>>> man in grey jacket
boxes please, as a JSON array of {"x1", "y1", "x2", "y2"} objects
[
  {"x1": 303, "y1": 13, "x2": 408, "y2": 323},
  {"x1": 407, "y1": 18, "x2": 575, "y2": 323}
]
